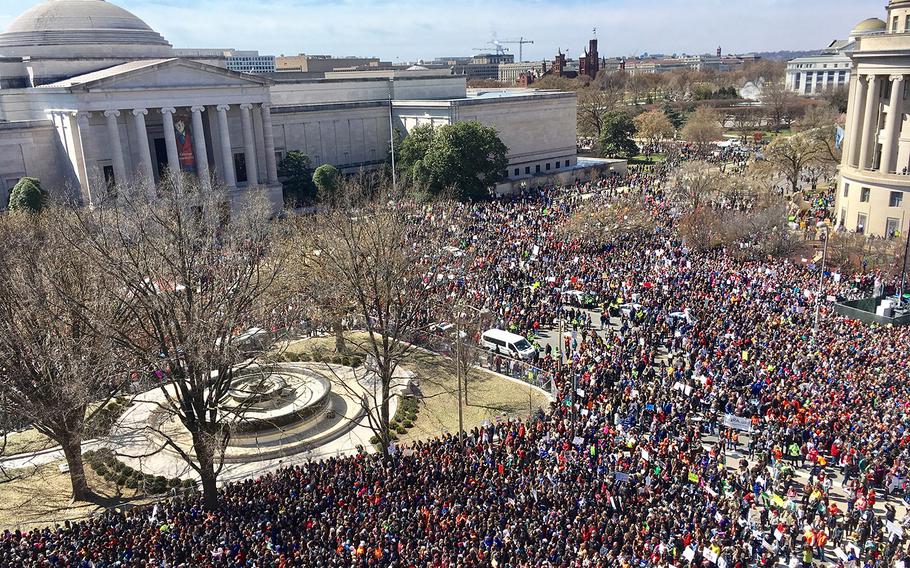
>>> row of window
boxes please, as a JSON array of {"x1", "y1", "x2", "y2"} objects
[
  {"x1": 844, "y1": 183, "x2": 904, "y2": 207},
  {"x1": 893, "y1": 14, "x2": 910, "y2": 33},
  {"x1": 509, "y1": 159, "x2": 573, "y2": 178},
  {"x1": 791, "y1": 63, "x2": 844, "y2": 70}
]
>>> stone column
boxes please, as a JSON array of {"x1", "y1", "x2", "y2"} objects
[
  {"x1": 191, "y1": 106, "x2": 211, "y2": 189},
  {"x1": 260, "y1": 103, "x2": 279, "y2": 184},
  {"x1": 859, "y1": 75, "x2": 882, "y2": 170},
  {"x1": 160, "y1": 107, "x2": 181, "y2": 184},
  {"x1": 132, "y1": 108, "x2": 154, "y2": 191},
  {"x1": 103, "y1": 110, "x2": 127, "y2": 188},
  {"x1": 73, "y1": 112, "x2": 95, "y2": 205},
  {"x1": 216, "y1": 104, "x2": 237, "y2": 189},
  {"x1": 240, "y1": 103, "x2": 259, "y2": 185},
  {"x1": 882, "y1": 75, "x2": 905, "y2": 174},
  {"x1": 848, "y1": 76, "x2": 868, "y2": 168}
]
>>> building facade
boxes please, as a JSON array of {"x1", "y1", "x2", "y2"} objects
[
  {"x1": 837, "y1": 2, "x2": 910, "y2": 237},
  {"x1": 784, "y1": 20, "x2": 886, "y2": 97},
  {"x1": 579, "y1": 39, "x2": 599, "y2": 79},
  {"x1": 0, "y1": 0, "x2": 578, "y2": 209}
]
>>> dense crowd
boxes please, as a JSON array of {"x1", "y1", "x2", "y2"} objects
[{"x1": 3, "y1": 160, "x2": 910, "y2": 568}]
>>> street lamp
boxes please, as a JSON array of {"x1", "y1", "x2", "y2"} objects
[{"x1": 813, "y1": 221, "x2": 830, "y2": 343}]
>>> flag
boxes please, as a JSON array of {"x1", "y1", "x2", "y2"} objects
[{"x1": 835, "y1": 126, "x2": 845, "y2": 149}]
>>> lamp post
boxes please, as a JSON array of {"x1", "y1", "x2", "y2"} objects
[{"x1": 813, "y1": 222, "x2": 830, "y2": 343}]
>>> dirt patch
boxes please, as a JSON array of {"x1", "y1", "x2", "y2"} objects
[{"x1": 0, "y1": 460, "x2": 149, "y2": 531}]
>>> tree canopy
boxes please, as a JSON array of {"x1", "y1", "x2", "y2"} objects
[
  {"x1": 681, "y1": 107, "x2": 724, "y2": 155},
  {"x1": 634, "y1": 109, "x2": 675, "y2": 154},
  {"x1": 7, "y1": 177, "x2": 45, "y2": 213},
  {"x1": 313, "y1": 164, "x2": 342, "y2": 201},
  {"x1": 598, "y1": 111, "x2": 639, "y2": 159},
  {"x1": 398, "y1": 121, "x2": 509, "y2": 201},
  {"x1": 278, "y1": 151, "x2": 316, "y2": 206}
]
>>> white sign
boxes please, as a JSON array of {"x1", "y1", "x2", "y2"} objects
[
  {"x1": 887, "y1": 521, "x2": 904, "y2": 537},
  {"x1": 682, "y1": 547, "x2": 696, "y2": 562},
  {"x1": 722, "y1": 414, "x2": 753, "y2": 433}
]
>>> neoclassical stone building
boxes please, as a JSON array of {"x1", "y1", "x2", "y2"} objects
[
  {"x1": 838, "y1": 0, "x2": 910, "y2": 236},
  {"x1": 0, "y1": 0, "x2": 580, "y2": 209}
]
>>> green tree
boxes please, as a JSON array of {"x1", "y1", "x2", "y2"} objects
[
  {"x1": 413, "y1": 121, "x2": 508, "y2": 201},
  {"x1": 662, "y1": 102, "x2": 685, "y2": 130},
  {"x1": 598, "y1": 111, "x2": 639, "y2": 159},
  {"x1": 396, "y1": 123, "x2": 436, "y2": 182},
  {"x1": 277, "y1": 151, "x2": 316, "y2": 206},
  {"x1": 312, "y1": 164, "x2": 342, "y2": 201},
  {"x1": 7, "y1": 177, "x2": 45, "y2": 213}
]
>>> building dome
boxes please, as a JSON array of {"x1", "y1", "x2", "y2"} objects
[
  {"x1": 851, "y1": 18, "x2": 887, "y2": 37},
  {"x1": 0, "y1": 0, "x2": 172, "y2": 58}
]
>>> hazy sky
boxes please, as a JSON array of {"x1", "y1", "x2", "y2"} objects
[{"x1": 0, "y1": 0, "x2": 885, "y2": 62}]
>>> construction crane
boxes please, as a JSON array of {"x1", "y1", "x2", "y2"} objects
[
  {"x1": 499, "y1": 37, "x2": 535, "y2": 62},
  {"x1": 472, "y1": 40, "x2": 510, "y2": 56}
]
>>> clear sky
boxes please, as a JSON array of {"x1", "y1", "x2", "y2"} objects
[{"x1": 0, "y1": 0, "x2": 886, "y2": 62}]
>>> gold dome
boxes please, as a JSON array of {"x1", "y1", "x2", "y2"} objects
[{"x1": 851, "y1": 18, "x2": 887, "y2": 36}]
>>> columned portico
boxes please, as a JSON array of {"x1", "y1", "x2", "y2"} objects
[
  {"x1": 191, "y1": 106, "x2": 211, "y2": 190},
  {"x1": 859, "y1": 75, "x2": 882, "y2": 170},
  {"x1": 261, "y1": 104, "x2": 279, "y2": 184},
  {"x1": 240, "y1": 103, "x2": 259, "y2": 186},
  {"x1": 103, "y1": 110, "x2": 127, "y2": 187},
  {"x1": 160, "y1": 107, "x2": 180, "y2": 182},
  {"x1": 216, "y1": 104, "x2": 237, "y2": 189},
  {"x1": 847, "y1": 76, "x2": 868, "y2": 168},
  {"x1": 131, "y1": 108, "x2": 154, "y2": 191},
  {"x1": 73, "y1": 111, "x2": 94, "y2": 204},
  {"x1": 881, "y1": 75, "x2": 905, "y2": 174}
]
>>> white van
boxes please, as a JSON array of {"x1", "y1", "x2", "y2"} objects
[{"x1": 480, "y1": 329, "x2": 536, "y2": 360}]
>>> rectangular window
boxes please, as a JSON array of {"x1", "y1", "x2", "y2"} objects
[
  {"x1": 545, "y1": 163, "x2": 551, "y2": 171},
  {"x1": 514, "y1": 168, "x2": 519, "y2": 176},
  {"x1": 905, "y1": 15, "x2": 910, "y2": 32},
  {"x1": 555, "y1": 161, "x2": 561, "y2": 169},
  {"x1": 795, "y1": 74, "x2": 801, "y2": 89},
  {"x1": 890, "y1": 191, "x2": 903, "y2": 207},
  {"x1": 565, "y1": 160, "x2": 570, "y2": 167},
  {"x1": 843, "y1": 183, "x2": 849, "y2": 198},
  {"x1": 861, "y1": 187, "x2": 871, "y2": 202},
  {"x1": 535, "y1": 164, "x2": 541, "y2": 174},
  {"x1": 894, "y1": 16, "x2": 900, "y2": 32},
  {"x1": 857, "y1": 213, "x2": 867, "y2": 233},
  {"x1": 886, "y1": 217, "x2": 900, "y2": 237},
  {"x1": 525, "y1": 166, "x2": 530, "y2": 175}
]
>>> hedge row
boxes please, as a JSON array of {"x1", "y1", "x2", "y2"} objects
[
  {"x1": 268, "y1": 351, "x2": 364, "y2": 368},
  {"x1": 84, "y1": 449, "x2": 195, "y2": 495},
  {"x1": 369, "y1": 395, "x2": 419, "y2": 446}
]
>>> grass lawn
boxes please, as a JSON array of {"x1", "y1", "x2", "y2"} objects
[
  {"x1": 630, "y1": 154, "x2": 666, "y2": 165},
  {"x1": 283, "y1": 333, "x2": 552, "y2": 445},
  {"x1": 3, "y1": 429, "x2": 55, "y2": 456},
  {"x1": 0, "y1": 461, "x2": 148, "y2": 531}
]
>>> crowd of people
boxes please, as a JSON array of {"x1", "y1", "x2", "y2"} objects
[{"x1": 3, "y1": 158, "x2": 910, "y2": 567}]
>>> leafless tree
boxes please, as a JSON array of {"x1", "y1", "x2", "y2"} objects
[
  {"x1": 67, "y1": 175, "x2": 293, "y2": 509},
  {"x1": 577, "y1": 87, "x2": 623, "y2": 139},
  {"x1": 681, "y1": 107, "x2": 724, "y2": 156},
  {"x1": 761, "y1": 80, "x2": 802, "y2": 131},
  {"x1": 759, "y1": 133, "x2": 829, "y2": 196},
  {"x1": 558, "y1": 193, "x2": 654, "y2": 246},
  {"x1": 301, "y1": 181, "x2": 434, "y2": 460},
  {"x1": 0, "y1": 209, "x2": 125, "y2": 501}
]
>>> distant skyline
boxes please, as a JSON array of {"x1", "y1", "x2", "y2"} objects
[{"x1": 0, "y1": 0, "x2": 885, "y2": 62}]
